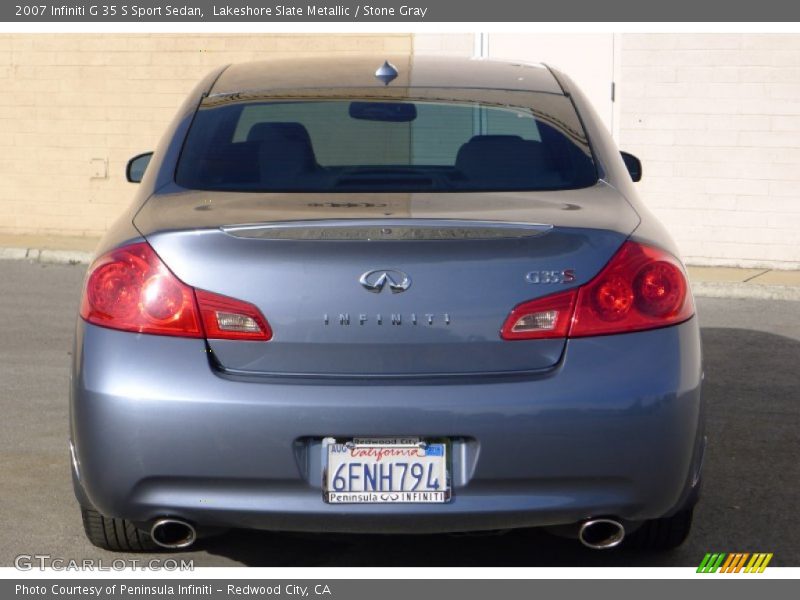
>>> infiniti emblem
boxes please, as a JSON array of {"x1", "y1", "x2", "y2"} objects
[{"x1": 359, "y1": 269, "x2": 412, "y2": 293}]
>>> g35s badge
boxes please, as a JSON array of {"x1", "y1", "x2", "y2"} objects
[{"x1": 525, "y1": 269, "x2": 576, "y2": 284}]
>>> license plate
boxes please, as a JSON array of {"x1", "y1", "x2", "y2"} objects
[{"x1": 324, "y1": 437, "x2": 449, "y2": 504}]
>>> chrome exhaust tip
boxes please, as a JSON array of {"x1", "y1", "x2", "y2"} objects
[
  {"x1": 578, "y1": 518, "x2": 625, "y2": 550},
  {"x1": 150, "y1": 518, "x2": 197, "y2": 549}
]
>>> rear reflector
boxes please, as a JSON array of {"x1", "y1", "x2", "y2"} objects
[
  {"x1": 500, "y1": 241, "x2": 694, "y2": 340},
  {"x1": 81, "y1": 242, "x2": 271, "y2": 341}
]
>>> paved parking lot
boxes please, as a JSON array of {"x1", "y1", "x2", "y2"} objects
[{"x1": 0, "y1": 259, "x2": 798, "y2": 567}]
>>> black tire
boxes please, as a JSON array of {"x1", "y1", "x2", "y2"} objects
[
  {"x1": 81, "y1": 508, "x2": 159, "y2": 552},
  {"x1": 626, "y1": 508, "x2": 694, "y2": 551}
]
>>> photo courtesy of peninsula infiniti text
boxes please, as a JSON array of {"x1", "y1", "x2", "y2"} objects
[{"x1": 70, "y1": 55, "x2": 705, "y2": 552}]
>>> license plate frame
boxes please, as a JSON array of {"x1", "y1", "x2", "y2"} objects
[{"x1": 322, "y1": 437, "x2": 451, "y2": 504}]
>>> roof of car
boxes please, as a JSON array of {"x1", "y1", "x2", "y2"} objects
[{"x1": 208, "y1": 55, "x2": 565, "y2": 97}]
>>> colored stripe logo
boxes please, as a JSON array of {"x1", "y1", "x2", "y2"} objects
[{"x1": 697, "y1": 553, "x2": 773, "y2": 573}]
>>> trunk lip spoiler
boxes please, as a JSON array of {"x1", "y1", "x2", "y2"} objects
[{"x1": 220, "y1": 219, "x2": 554, "y2": 241}]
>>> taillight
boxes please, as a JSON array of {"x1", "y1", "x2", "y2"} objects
[
  {"x1": 196, "y1": 290, "x2": 272, "y2": 341},
  {"x1": 81, "y1": 242, "x2": 202, "y2": 337},
  {"x1": 80, "y1": 242, "x2": 271, "y2": 341},
  {"x1": 500, "y1": 289, "x2": 577, "y2": 340},
  {"x1": 500, "y1": 241, "x2": 694, "y2": 340},
  {"x1": 571, "y1": 242, "x2": 693, "y2": 337}
]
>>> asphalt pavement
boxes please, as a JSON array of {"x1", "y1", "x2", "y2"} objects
[{"x1": 0, "y1": 260, "x2": 798, "y2": 568}]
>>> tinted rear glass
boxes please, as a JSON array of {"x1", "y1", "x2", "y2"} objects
[{"x1": 176, "y1": 98, "x2": 597, "y2": 192}]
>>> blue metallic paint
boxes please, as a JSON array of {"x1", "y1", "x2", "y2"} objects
[{"x1": 71, "y1": 317, "x2": 703, "y2": 534}]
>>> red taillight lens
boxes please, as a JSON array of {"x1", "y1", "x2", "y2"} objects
[
  {"x1": 196, "y1": 289, "x2": 272, "y2": 341},
  {"x1": 500, "y1": 241, "x2": 694, "y2": 340},
  {"x1": 589, "y1": 274, "x2": 633, "y2": 322},
  {"x1": 634, "y1": 262, "x2": 685, "y2": 317},
  {"x1": 81, "y1": 242, "x2": 202, "y2": 337},
  {"x1": 571, "y1": 242, "x2": 693, "y2": 337},
  {"x1": 81, "y1": 242, "x2": 272, "y2": 341},
  {"x1": 500, "y1": 289, "x2": 577, "y2": 340}
]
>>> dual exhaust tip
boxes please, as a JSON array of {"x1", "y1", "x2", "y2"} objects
[
  {"x1": 150, "y1": 518, "x2": 196, "y2": 549},
  {"x1": 578, "y1": 518, "x2": 625, "y2": 550},
  {"x1": 148, "y1": 516, "x2": 623, "y2": 551}
]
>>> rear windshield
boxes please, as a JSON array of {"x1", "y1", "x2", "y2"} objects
[{"x1": 176, "y1": 98, "x2": 597, "y2": 193}]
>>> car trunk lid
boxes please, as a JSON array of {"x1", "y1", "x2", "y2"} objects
[{"x1": 135, "y1": 182, "x2": 639, "y2": 377}]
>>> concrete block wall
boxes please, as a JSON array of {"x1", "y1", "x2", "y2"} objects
[
  {"x1": 0, "y1": 34, "x2": 412, "y2": 238},
  {"x1": 618, "y1": 34, "x2": 800, "y2": 269}
]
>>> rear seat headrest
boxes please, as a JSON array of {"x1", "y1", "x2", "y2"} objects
[
  {"x1": 246, "y1": 122, "x2": 317, "y2": 183},
  {"x1": 455, "y1": 135, "x2": 552, "y2": 181},
  {"x1": 246, "y1": 122, "x2": 314, "y2": 147}
]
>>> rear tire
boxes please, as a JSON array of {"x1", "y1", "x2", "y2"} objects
[
  {"x1": 81, "y1": 508, "x2": 159, "y2": 552},
  {"x1": 625, "y1": 508, "x2": 694, "y2": 551}
]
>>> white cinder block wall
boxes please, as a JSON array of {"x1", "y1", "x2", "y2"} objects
[
  {"x1": 420, "y1": 33, "x2": 800, "y2": 269},
  {"x1": 618, "y1": 34, "x2": 800, "y2": 270}
]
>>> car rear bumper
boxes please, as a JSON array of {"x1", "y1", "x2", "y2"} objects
[{"x1": 70, "y1": 318, "x2": 704, "y2": 534}]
